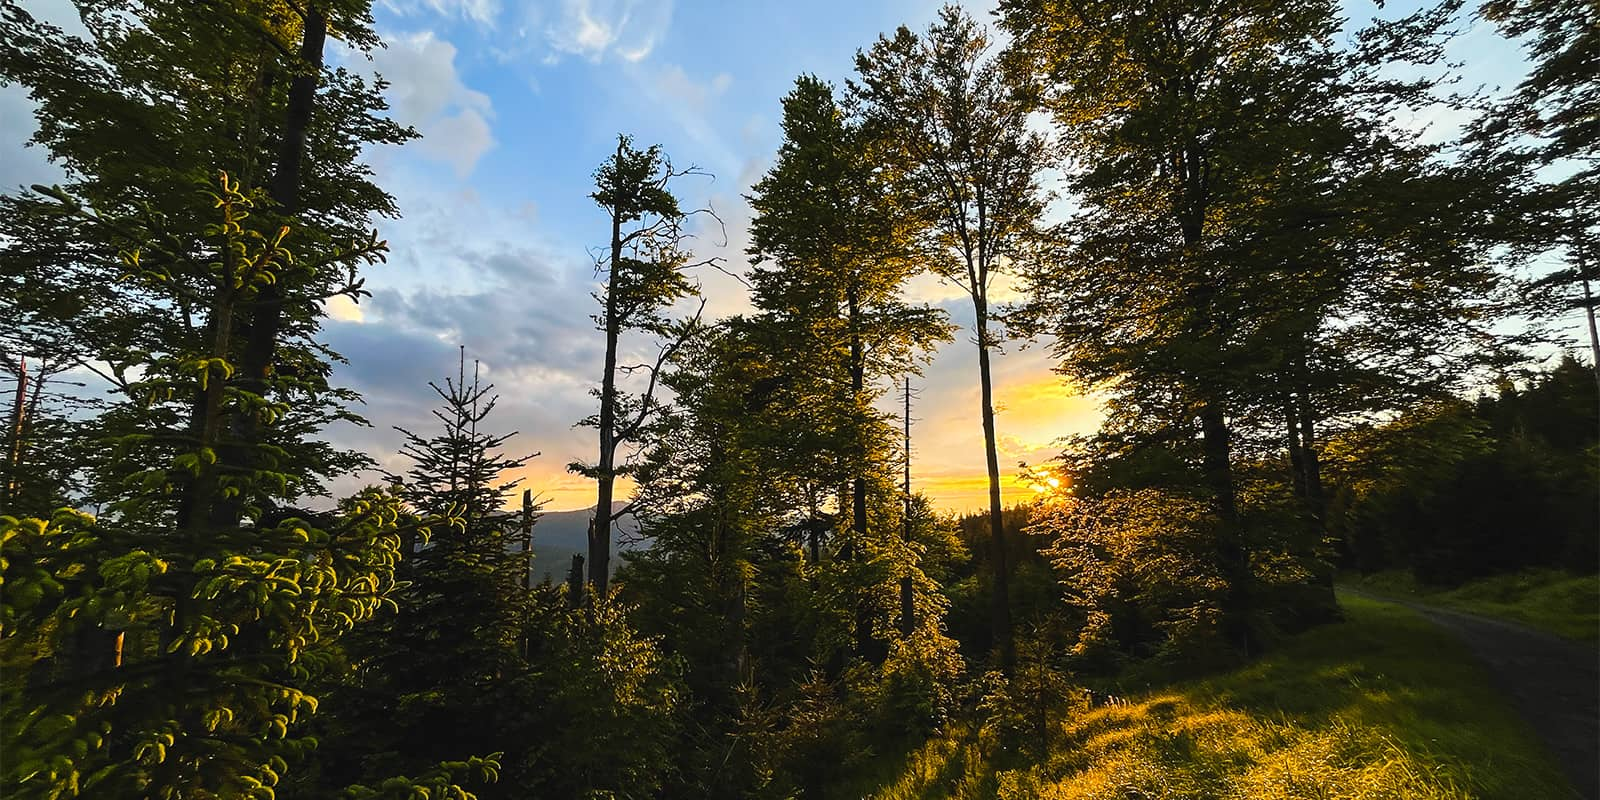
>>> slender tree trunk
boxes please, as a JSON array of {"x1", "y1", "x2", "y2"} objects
[
  {"x1": 1582, "y1": 271, "x2": 1600, "y2": 396},
  {"x1": 848, "y1": 285, "x2": 879, "y2": 660},
  {"x1": 211, "y1": 6, "x2": 328, "y2": 527},
  {"x1": 521, "y1": 488, "x2": 535, "y2": 589},
  {"x1": 976, "y1": 302, "x2": 1013, "y2": 673},
  {"x1": 590, "y1": 140, "x2": 626, "y2": 598},
  {"x1": 900, "y1": 377, "x2": 915, "y2": 638},
  {"x1": 1294, "y1": 388, "x2": 1339, "y2": 620},
  {"x1": 848, "y1": 284, "x2": 868, "y2": 541},
  {"x1": 1295, "y1": 393, "x2": 1325, "y2": 528},
  {"x1": 3, "y1": 357, "x2": 26, "y2": 512},
  {"x1": 1284, "y1": 394, "x2": 1307, "y2": 500}
]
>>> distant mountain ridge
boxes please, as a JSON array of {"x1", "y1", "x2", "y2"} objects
[{"x1": 517, "y1": 501, "x2": 641, "y2": 584}]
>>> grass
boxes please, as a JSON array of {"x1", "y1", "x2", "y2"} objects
[
  {"x1": 860, "y1": 594, "x2": 1575, "y2": 800},
  {"x1": 1345, "y1": 569, "x2": 1600, "y2": 641}
]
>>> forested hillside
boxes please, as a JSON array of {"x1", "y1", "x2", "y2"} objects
[{"x1": 1, "y1": 0, "x2": 1594, "y2": 798}]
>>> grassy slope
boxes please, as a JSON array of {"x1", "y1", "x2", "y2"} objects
[
  {"x1": 1346, "y1": 569, "x2": 1600, "y2": 641},
  {"x1": 863, "y1": 594, "x2": 1574, "y2": 800}
]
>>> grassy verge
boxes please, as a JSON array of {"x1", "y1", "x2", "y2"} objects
[
  {"x1": 861, "y1": 594, "x2": 1574, "y2": 800},
  {"x1": 1345, "y1": 569, "x2": 1599, "y2": 641}
]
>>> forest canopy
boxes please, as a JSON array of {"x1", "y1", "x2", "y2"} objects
[{"x1": 1, "y1": 0, "x2": 1594, "y2": 798}]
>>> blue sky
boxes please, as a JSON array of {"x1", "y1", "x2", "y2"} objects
[{"x1": 2, "y1": 0, "x2": 1567, "y2": 511}]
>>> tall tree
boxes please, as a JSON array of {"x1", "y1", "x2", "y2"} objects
[
  {"x1": 1001, "y1": 0, "x2": 1522, "y2": 638},
  {"x1": 573, "y1": 136, "x2": 705, "y2": 599},
  {"x1": 746, "y1": 75, "x2": 951, "y2": 659},
  {"x1": 0, "y1": 0, "x2": 411, "y2": 524},
  {"x1": 1475, "y1": 0, "x2": 1600, "y2": 383},
  {"x1": 851, "y1": 6, "x2": 1047, "y2": 671},
  {"x1": 1, "y1": 177, "x2": 497, "y2": 800}
]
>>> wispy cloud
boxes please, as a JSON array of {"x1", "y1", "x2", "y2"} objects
[
  {"x1": 370, "y1": 31, "x2": 497, "y2": 177},
  {"x1": 381, "y1": 0, "x2": 500, "y2": 27},
  {"x1": 542, "y1": 0, "x2": 674, "y2": 63}
]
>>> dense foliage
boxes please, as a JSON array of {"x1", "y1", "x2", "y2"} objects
[{"x1": 2, "y1": 0, "x2": 1592, "y2": 797}]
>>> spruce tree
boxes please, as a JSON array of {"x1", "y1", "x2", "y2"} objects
[{"x1": 301, "y1": 350, "x2": 537, "y2": 795}]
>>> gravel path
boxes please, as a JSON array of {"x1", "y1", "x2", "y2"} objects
[{"x1": 1341, "y1": 587, "x2": 1599, "y2": 799}]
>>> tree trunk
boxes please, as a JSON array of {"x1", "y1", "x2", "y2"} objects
[
  {"x1": 567, "y1": 553, "x2": 586, "y2": 610},
  {"x1": 1581, "y1": 270, "x2": 1599, "y2": 396},
  {"x1": 976, "y1": 303, "x2": 1013, "y2": 673},
  {"x1": 1294, "y1": 389, "x2": 1339, "y2": 620},
  {"x1": 1284, "y1": 395, "x2": 1307, "y2": 500},
  {"x1": 847, "y1": 283, "x2": 879, "y2": 659},
  {"x1": 848, "y1": 283, "x2": 868, "y2": 542},
  {"x1": 590, "y1": 142, "x2": 626, "y2": 596},
  {"x1": 1295, "y1": 393, "x2": 1325, "y2": 528},
  {"x1": 521, "y1": 489, "x2": 535, "y2": 590},
  {"x1": 3, "y1": 356, "x2": 26, "y2": 512},
  {"x1": 211, "y1": 5, "x2": 328, "y2": 527},
  {"x1": 900, "y1": 377, "x2": 915, "y2": 638},
  {"x1": 1199, "y1": 399, "x2": 1253, "y2": 651}
]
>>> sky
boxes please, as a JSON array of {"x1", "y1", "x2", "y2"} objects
[{"x1": 1, "y1": 0, "x2": 1561, "y2": 513}]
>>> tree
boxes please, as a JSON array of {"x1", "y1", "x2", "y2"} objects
[
  {"x1": 301, "y1": 350, "x2": 537, "y2": 795},
  {"x1": 1000, "y1": 0, "x2": 1524, "y2": 640},
  {"x1": 573, "y1": 135, "x2": 706, "y2": 599},
  {"x1": 0, "y1": 0, "x2": 411, "y2": 525},
  {"x1": 1475, "y1": 0, "x2": 1600, "y2": 386},
  {"x1": 0, "y1": 177, "x2": 496, "y2": 800},
  {"x1": 851, "y1": 5, "x2": 1048, "y2": 671},
  {"x1": 0, "y1": 354, "x2": 89, "y2": 517},
  {"x1": 746, "y1": 74, "x2": 952, "y2": 660},
  {"x1": 623, "y1": 320, "x2": 962, "y2": 799}
]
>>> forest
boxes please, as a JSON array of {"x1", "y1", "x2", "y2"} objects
[{"x1": 0, "y1": 0, "x2": 1595, "y2": 798}]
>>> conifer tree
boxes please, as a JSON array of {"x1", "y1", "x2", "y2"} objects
[
  {"x1": 304, "y1": 350, "x2": 536, "y2": 792},
  {"x1": 746, "y1": 75, "x2": 951, "y2": 661}
]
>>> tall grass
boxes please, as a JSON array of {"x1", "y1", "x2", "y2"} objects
[
  {"x1": 1348, "y1": 569, "x2": 1599, "y2": 641},
  {"x1": 862, "y1": 595, "x2": 1575, "y2": 800}
]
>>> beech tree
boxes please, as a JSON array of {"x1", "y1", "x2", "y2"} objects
[
  {"x1": 1476, "y1": 0, "x2": 1599, "y2": 383},
  {"x1": 851, "y1": 6, "x2": 1047, "y2": 671},
  {"x1": 0, "y1": 0, "x2": 411, "y2": 525},
  {"x1": 573, "y1": 136, "x2": 705, "y2": 599},
  {"x1": 999, "y1": 0, "x2": 1527, "y2": 642},
  {"x1": 0, "y1": 177, "x2": 497, "y2": 800}
]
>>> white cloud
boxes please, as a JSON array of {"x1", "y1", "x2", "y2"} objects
[
  {"x1": 323, "y1": 294, "x2": 367, "y2": 323},
  {"x1": 543, "y1": 0, "x2": 673, "y2": 63},
  {"x1": 371, "y1": 31, "x2": 497, "y2": 177},
  {"x1": 653, "y1": 64, "x2": 732, "y2": 113},
  {"x1": 423, "y1": 108, "x2": 496, "y2": 178},
  {"x1": 381, "y1": 0, "x2": 500, "y2": 26}
]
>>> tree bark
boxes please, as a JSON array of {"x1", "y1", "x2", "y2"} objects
[
  {"x1": 211, "y1": 5, "x2": 328, "y2": 527},
  {"x1": 976, "y1": 302, "x2": 1013, "y2": 673},
  {"x1": 590, "y1": 140, "x2": 626, "y2": 596},
  {"x1": 3, "y1": 356, "x2": 26, "y2": 512}
]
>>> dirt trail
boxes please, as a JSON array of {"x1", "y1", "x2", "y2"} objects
[{"x1": 1341, "y1": 587, "x2": 1599, "y2": 800}]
